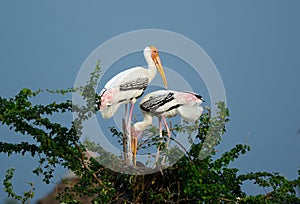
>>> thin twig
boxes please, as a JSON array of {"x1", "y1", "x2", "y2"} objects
[{"x1": 73, "y1": 141, "x2": 104, "y2": 187}]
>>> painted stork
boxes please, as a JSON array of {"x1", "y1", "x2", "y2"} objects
[
  {"x1": 132, "y1": 90, "x2": 204, "y2": 165},
  {"x1": 97, "y1": 46, "x2": 168, "y2": 164}
]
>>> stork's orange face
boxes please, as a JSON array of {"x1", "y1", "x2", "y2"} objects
[
  {"x1": 150, "y1": 46, "x2": 159, "y2": 59},
  {"x1": 149, "y1": 46, "x2": 168, "y2": 89}
]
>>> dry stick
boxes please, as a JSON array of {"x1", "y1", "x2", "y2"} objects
[
  {"x1": 177, "y1": 181, "x2": 180, "y2": 204},
  {"x1": 168, "y1": 137, "x2": 192, "y2": 161},
  {"x1": 110, "y1": 193, "x2": 126, "y2": 203},
  {"x1": 135, "y1": 128, "x2": 192, "y2": 162},
  {"x1": 73, "y1": 141, "x2": 104, "y2": 187},
  {"x1": 218, "y1": 197, "x2": 235, "y2": 202},
  {"x1": 133, "y1": 176, "x2": 144, "y2": 204}
]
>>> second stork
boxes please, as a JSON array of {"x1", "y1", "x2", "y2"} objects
[{"x1": 132, "y1": 90, "x2": 204, "y2": 165}]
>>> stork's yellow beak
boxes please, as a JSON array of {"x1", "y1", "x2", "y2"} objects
[
  {"x1": 131, "y1": 127, "x2": 138, "y2": 166},
  {"x1": 154, "y1": 55, "x2": 168, "y2": 89}
]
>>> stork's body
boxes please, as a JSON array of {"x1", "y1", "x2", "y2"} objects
[
  {"x1": 97, "y1": 46, "x2": 168, "y2": 164},
  {"x1": 132, "y1": 90, "x2": 204, "y2": 165}
]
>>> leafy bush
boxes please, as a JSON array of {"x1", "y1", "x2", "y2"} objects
[{"x1": 0, "y1": 64, "x2": 299, "y2": 203}]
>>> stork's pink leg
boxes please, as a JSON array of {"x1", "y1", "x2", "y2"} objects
[
  {"x1": 128, "y1": 102, "x2": 134, "y2": 125},
  {"x1": 127, "y1": 101, "x2": 135, "y2": 135},
  {"x1": 125, "y1": 103, "x2": 128, "y2": 125},
  {"x1": 124, "y1": 103, "x2": 128, "y2": 138},
  {"x1": 126, "y1": 102, "x2": 135, "y2": 164},
  {"x1": 159, "y1": 116, "x2": 171, "y2": 166},
  {"x1": 155, "y1": 117, "x2": 163, "y2": 165},
  {"x1": 162, "y1": 116, "x2": 171, "y2": 148},
  {"x1": 123, "y1": 104, "x2": 129, "y2": 163}
]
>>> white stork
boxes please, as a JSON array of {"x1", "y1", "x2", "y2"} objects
[
  {"x1": 132, "y1": 90, "x2": 204, "y2": 165},
  {"x1": 97, "y1": 46, "x2": 168, "y2": 164}
]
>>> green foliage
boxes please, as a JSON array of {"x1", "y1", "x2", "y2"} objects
[
  {"x1": 0, "y1": 62, "x2": 299, "y2": 203},
  {"x1": 3, "y1": 168, "x2": 35, "y2": 204},
  {"x1": 238, "y1": 171, "x2": 300, "y2": 203}
]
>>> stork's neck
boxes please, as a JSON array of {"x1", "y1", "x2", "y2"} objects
[
  {"x1": 144, "y1": 54, "x2": 157, "y2": 81},
  {"x1": 133, "y1": 113, "x2": 153, "y2": 132}
]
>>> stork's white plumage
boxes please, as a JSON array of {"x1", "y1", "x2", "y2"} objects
[
  {"x1": 132, "y1": 90, "x2": 204, "y2": 165},
  {"x1": 97, "y1": 46, "x2": 168, "y2": 164},
  {"x1": 98, "y1": 46, "x2": 167, "y2": 118}
]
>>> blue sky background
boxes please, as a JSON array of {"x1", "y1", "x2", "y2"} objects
[{"x1": 1, "y1": 1, "x2": 300, "y2": 202}]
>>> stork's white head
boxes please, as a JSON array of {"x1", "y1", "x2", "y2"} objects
[
  {"x1": 143, "y1": 46, "x2": 152, "y2": 56},
  {"x1": 144, "y1": 46, "x2": 168, "y2": 89}
]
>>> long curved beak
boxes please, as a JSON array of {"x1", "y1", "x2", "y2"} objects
[{"x1": 154, "y1": 55, "x2": 168, "y2": 89}]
